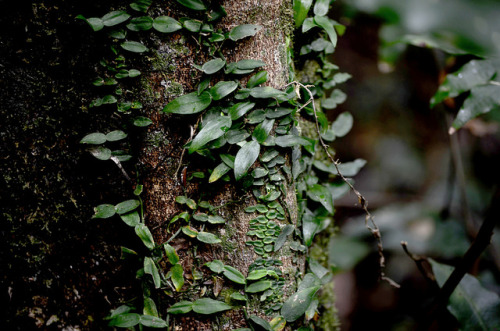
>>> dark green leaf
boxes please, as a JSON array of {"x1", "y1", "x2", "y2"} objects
[
  {"x1": 139, "y1": 315, "x2": 167, "y2": 328},
  {"x1": 236, "y1": 59, "x2": 267, "y2": 70},
  {"x1": 153, "y1": 16, "x2": 182, "y2": 33},
  {"x1": 249, "y1": 316, "x2": 273, "y2": 331},
  {"x1": 130, "y1": 0, "x2": 152, "y2": 13},
  {"x1": 163, "y1": 91, "x2": 211, "y2": 114},
  {"x1": 188, "y1": 116, "x2": 231, "y2": 153},
  {"x1": 143, "y1": 298, "x2": 158, "y2": 317},
  {"x1": 208, "y1": 215, "x2": 225, "y2": 224},
  {"x1": 127, "y1": 16, "x2": 153, "y2": 31},
  {"x1": 252, "y1": 167, "x2": 268, "y2": 178},
  {"x1": 77, "y1": 16, "x2": 104, "y2": 32},
  {"x1": 102, "y1": 11, "x2": 130, "y2": 27},
  {"x1": 135, "y1": 224, "x2": 155, "y2": 250},
  {"x1": 144, "y1": 257, "x2": 161, "y2": 288},
  {"x1": 120, "y1": 211, "x2": 140, "y2": 227},
  {"x1": 89, "y1": 146, "x2": 111, "y2": 160},
  {"x1": 200, "y1": 58, "x2": 225, "y2": 75},
  {"x1": 266, "y1": 107, "x2": 293, "y2": 119},
  {"x1": 176, "y1": 0, "x2": 207, "y2": 11},
  {"x1": 229, "y1": 101, "x2": 255, "y2": 120},
  {"x1": 275, "y1": 135, "x2": 311, "y2": 147},
  {"x1": 121, "y1": 41, "x2": 148, "y2": 53},
  {"x1": 314, "y1": 16, "x2": 337, "y2": 48},
  {"x1": 281, "y1": 286, "x2": 320, "y2": 322},
  {"x1": 294, "y1": 0, "x2": 313, "y2": 27},
  {"x1": 223, "y1": 265, "x2": 246, "y2": 284},
  {"x1": 197, "y1": 232, "x2": 221, "y2": 244},
  {"x1": 253, "y1": 119, "x2": 275, "y2": 143},
  {"x1": 167, "y1": 301, "x2": 193, "y2": 314},
  {"x1": 106, "y1": 130, "x2": 127, "y2": 142},
  {"x1": 209, "y1": 81, "x2": 238, "y2": 100},
  {"x1": 108, "y1": 313, "x2": 140, "y2": 327},
  {"x1": 234, "y1": 140, "x2": 260, "y2": 180},
  {"x1": 246, "y1": 280, "x2": 272, "y2": 293},
  {"x1": 274, "y1": 224, "x2": 294, "y2": 251},
  {"x1": 132, "y1": 116, "x2": 152, "y2": 127},
  {"x1": 452, "y1": 85, "x2": 500, "y2": 131},
  {"x1": 230, "y1": 292, "x2": 247, "y2": 301},
  {"x1": 106, "y1": 305, "x2": 134, "y2": 320},
  {"x1": 313, "y1": 0, "x2": 329, "y2": 16},
  {"x1": 164, "y1": 243, "x2": 179, "y2": 264},
  {"x1": 249, "y1": 86, "x2": 285, "y2": 99},
  {"x1": 247, "y1": 269, "x2": 270, "y2": 280},
  {"x1": 171, "y1": 263, "x2": 184, "y2": 291},
  {"x1": 229, "y1": 24, "x2": 262, "y2": 41},
  {"x1": 307, "y1": 184, "x2": 333, "y2": 214},
  {"x1": 247, "y1": 71, "x2": 268, "y2": 88},
  {"x1": 181, "y1": 18, "x2": 202, "y2": 32},
  {"x1": 93, "y1": 204, "x2": 116, "y2": 219},
  {"x1": 192, "y1": 298, "x2": 232, "y2": 314},
  {"x1": 115, "y1": 199, "x2": 140, "y2": 215},
  {"x1": 206, "y1": 259, "x2": 225, "y2": 273},
  {"x1": 81, "y1": 132, "x2": 106, "y2": 144},
  {"x1": 247, "y1": 109, "x2": 267, "y2": 124}
]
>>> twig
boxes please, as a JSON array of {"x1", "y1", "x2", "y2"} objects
[
  {"x1": 401, "y1": 241, "x2": 435, "y2": 283},
  {"x1": 174, "y1": 123, "x2": 197, "y2": 182},
  {"x1": 110, "y1": 156, "x2": 132, "y2": 182},
  {"x1": 286, "y1": 81, "x2": 400, "y2": 288}
]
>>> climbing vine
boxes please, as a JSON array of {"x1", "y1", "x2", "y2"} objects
[{"x1": 77, "y1": 0, "x2": 369, "y2": 329}]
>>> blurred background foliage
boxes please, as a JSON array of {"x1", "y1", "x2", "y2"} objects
[{"x1": 318, "y1": 0, "x2": 500, "y2": 329}]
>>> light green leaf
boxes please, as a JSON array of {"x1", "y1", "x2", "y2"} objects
[
  {"x1": 247, "y1": 269, "x2": 270, "y2": 280},
  {"x1": 176, "y1": 0, "x2": 207, "y2": 11},
  {"x1": 167, "y1": 301, "x2": 193, "y2": 314},
  {"x1": 302, "y1": 17, "x2": 318, "y2": 33},
  {"x1": 188, "y1": 116, "x2": 232, "y2": 153},
  {"x1": 275, "y1": 135, "x2": 311, "y2": 147},
  {"x1": 430, "y1": 259, "x2": 500, "y2": 330},
  {"x1": 197, "y1": 231, "x2": 221, "y2": 244},
  {"x1": 93, "y1": 204, "x2": 116, "y2": 219},
  {"x1": 209, "y1": 81, "x2": 238, "y2": 100},
  {"x1": 229, "y1": 24, "x2": 262, "y2": 41},
  {"x1": 171, "y1": 263, "x2": 184, "y2": 292},
  {"x1": 81, "y1": 132, "x2": 106, "y2": 144},
  {"x1": 121, "y1": 41, "x2": 148, "y2": 53},
  {"x1": 102, "y1": 11, "x2": 131, "y2": 27},
  {"x1": 153, "y1": 16, "x2": 182, "y2": 33},
  {"x1": 108, "y1": 313, "x2": 140, "y2": 327},
  {"x1": 281, "y1": 286, "x2": 320, "y2": 322},
  {"x1": 181, "y1": 18, "x2": 202, "y2": 32},
  {"x1": 192, "y1": 298, "x2": 232, "y2": 314},
  {"x1": 330, "y1": 112, "x2": 353, "y2": 137},
  {"x1": 246, "y1": 280, "x2": 272, "y2": 293},
  {"x1": 253, "y1": 119, "x2": 275, "y2": 143},
  {"x1": 313, "y1": 0, "x2": 330, "y2": 16},
  {"x1": 206, "y1": 260, "x2": 225, "y2": 273},
  {"x1": 270, "y1": 316, "x2": 287, "y2": 331},
  {"x1": 135, "y1": 224, "x2": 155, "y2": 250},
  {"x1": 236, "y1": 59, "x2": 266, "y2": 70},
  {"x1": 200, "y1": 58, "x2": 225, "y2": 75},
  {"x1": 182, "y1": 226, "x2": 198, "y2": 237},
  {"x1": 229, "y1": 101, "x2": 255, "y2": 120},
  {"x1": 322, "y1": 89, "x2": 346, "y2": 109},
  {"x1": 208, "y1": 215, "x2": 225, "y2": 224},
  {"x1": 313, "y1": 16, "x2": 337, "y2": 48},
  {"x1": 143, "y1": 297, "x2": 159, "y2": 317},
  {"x1": 209, "y1": 162, "x2": 231, "y2": 183},
  {"x1": 247, "y1": 71, "x2": 268, "y2": 88},
  {"x1": 307, "y1": 184, "x2": 333, "y2": 213},
  {"x1": 127, "y1": 16, "x2": 153, "y2": 31},
  {"x1": 293, "y1": 0, "x2": 313, "y2": 27},
  {"x1": 452, "y1": 85, "x2": 500, "y2": 131},
  {"x1": 249, "y1": 316, "x2": 273, "y2": 331},
  {"x1": 115, "y1": 199, "x2": 140, "y2": 215},
  {"x1": 144, "y1": 257, "x2": 161, "y2": 288},
  {"x1": 223, "y1": 265, "x2": 246, "y2": 284},
  {"x1": 163, "y1": 91, "x2": 212, "y2": 114},
  {"x1": 120, "y1": 211, "x2": 140, "y2": 227},
  {"x1": 164, "y1": 243, "x2": 179, "y2": 264},
  {"x1": 249, "y1": 86, "x2": 286, "y2": 99},
  {"x1": 302, "y1": 210, "x2": 322, "y2": 247},
  {"x1": 89, "y1": 146, "x2": 111, "y2": 160},
  {"x1": 139, "y1": 315, "x2": 167, "y2": 328},
  {"x1": 230, "y1": 292, "x2": 247, "y2": 301},
  {"x1": 313, "y1": 158, "x2": 366, "y2": 177},
  {"x1": 234, "y1": 140, "x2": 260, "y2": 180}
]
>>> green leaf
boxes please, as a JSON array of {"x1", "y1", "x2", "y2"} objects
[
  {"x1": 182, "y1": 226, "x2": 198, "y2": 237},
  {"x1": 252, "y1": 167, "x2": 268, "y2": 178},
  {"x1": 135, "y1": 224, "x2": 155, "y2": 250},
  {"x1": 164, "y1": 243, "x2": 179, "y2": 264},
  {"x1": 77, "y1": 16, "x2": 104, "y2": 32},
  {"x1": 209, "y1": 162, "x2": 231, "y2": 183},
  {"x1": 153, "y1": 16, "x2": 182, "y2": 33},
  {"x1": 81, "y1": 132, "x2": 106, "y2": 144},
  {"x1": 294, "y1": 0, "x2": 313, "y2": 27},
  {"x1": 171, "y1": 263, "x2": 184, "y2": 291},
  {"x1": 249, "y1": 86, "x2": 286, "y2": 99},
  {"x1": 275, "y1": 135, "x2": 311, "y2": 148},
  {"x1": 93, "y1": 204, "x2": 116, "y2": 219},
  {"x1": 108, "y1": 313, "x2": 140, "y2": 327},
  {"x1": 139, "y1": 315, "x2": 168, "y2": 328},
  {"x1": 322, "y1": 89, "x2": 346, "y2": 109},
  {"x1": 176, "y1": 0, "x2": 207, "y2": 11},
  {"x1": 281, "y1": 286, "x2": 320, "y2": 322},
  {"x1": 234, "y1": 140, "x2": 260, "y2": 180},
  {"x1": 230, "y1": 292, "x2": 247, "y2": 301},
  {"x1": 105, "y1": 130, "x2": 127, "y2": 142},
  {"x1": 236, "y1": 59, "x2": 266, "y2": 70},
  {"x1": 430, "y1": 259, "x2": 500, "y2": 330},
  {"x1": 209, "y1": 81, "x2": 238, "y2": 100},
  {"x1": 229, "y1": 24, "x2": 262, "y2": 41},
  {"x1": 452, "y1": 85, "x2": 500, "y2": 131},
  {"x1": 270, "y1": 316, "x2": 286, "y2": 331},
  {"x1": 253, "y1": 119, "x2": 275, "y2": 143},
  {"x1": 302, "y1": 17, "x2": 318, "y2": 33},
  {"x1": 127, "y1": 16, "x2": 153, "y2": 31},
  {"x1": 229, "y1": 101, "x2": 256, "y2": 120},
  {"x1": 144, "y1": 257, "x2": 161, "y2": 288},
  {"x1": 307, "y1": 184, "x2": 333, "y2": 214},
  {"x1": 247, "y1": 71, "x2": 268, "y2": 88},
  {"x1": 249, "y1": 316, "x2": 273, "y2": 331},
  {"x1": 223, "y1": 265, "x2": 246, "y2": 284},
  {"x1": 192, "y1": 298, "x2": 232, "y2": 314},
  {"x1": 208, "y1": 215, "x2": 225, "y2": 224},
  {"x1": 328, "y1": 236, "x2": 370, "y2": 271},
  {"x1": 102, "y1": 11, "x2": 131, "y2": 27},
  {"x1": 314, "y1": 16, "x2": 337, "y2": 48},
  {"x1": 330, "y1": 112, "x2": 353, "y2": 137},
  {"x1": 247, "y1": 269, "x2": 270, "y2": 280},
  {"x1": 198, "y1": 58, "x2": 225, "y2": 75},
  {"x1": 133, "y1": 116, "x2": 152, "y2": 127},
  {"x1": 167, "y1": 301, "x2": 193, "y2": 314},
  {"x1": 130, "y1": 0, "x2": 152, "y2": 13},
  {"x1": 197, "y1": 232, "x2": 221, "y2": 244},
  {"x1": 121, "y1": 41, "x2": 148, "y2": 53},
  {"x1": 120, "y1": 211, "x2": 140, "y2": 227},
  {"x1": 274, "y1": 224, "x2": 294, "y2": 252},
  {"x1": 115, "y1": 199, "x2": 140, "y2": 215},
  {"x1": 266, "y1": 107, "x2": 293, "y2": 119},
  {"x1": 181, "y1": 18, "x2": 202, "y2": 32},
  {"x1": 245, "y1": 280, "x2": 272, "y2": 293},
  {"x1": 108, "y1": 28, "x2": 127, "y2": 39},
  {"x1": 206, "y1": 260, "x2": 225, "y2": 273},
  {"x1": 89, "y1": 146, "x2": 111, "y2": 160},
  {"x1": 163, "y1": 91, "x2": 212, "y2": 114},
  {"x1": 143, "y1": 297, "x2": 159, "y2": 317},
  {"x1": 313, "y1": 0, "x2": 329, "y2": 16},
  {"x1": 188, "y1": 116, "x2": 232, "y2": 153}
]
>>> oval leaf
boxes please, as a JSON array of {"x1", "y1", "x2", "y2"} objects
[
  {"x1": 209, "y1": 162, "x2": 231, "y2": 183},
  {"x1": 135, "y1": 224, "x2": 155, "y2": 250},
  {"x1": 144, "y1": 257, "x2": 161, "y2": 288},
  {"x1": 108, "y1": 313, "x2": 140, "y2": 327},
  {"x1": 163, "y1": 91, "x2": 212, "y2": 114},
  {"x1": 164, "y1": 243, "x2": 179, "y2": 264},
  {"x1": 106, "y1": 130, "x2": 127, "y2": 142},
  {"x1": 93, "y1": 204, "x2": 116, "y2": 219},
  {"x1": 81, "y1": 132, "x2": 106, "y2": 144},
  {"x1": 188, "y1": 116, "x2": 232, "y2": 153},
  {"x1": 176, "y1": 0, "x2": 207, "y2": 11},
  {"x1": 223, "y1": 265, "x2": 246, "y2": 285},
  {"x1": 245, "y1": 280, "x2": 272, "y2": 293},
  {"x1": 229, "y1": 24, "x2": 262, "y2": 41},
  {"x1": 247, "y1": 71, "x2": 268, "y2": 88},
  {"x1": 197, "y1": 231, "x2": 221, "y2": 244},
  {"x1": 153, "y1": 16, "x2": 182, "y2": 33},
  {"x1": 115, "y1": 199, "x2": 140, "y2": 215},
  {"x1": 200, "y1": 58, "x2": 225, "y2": 75},
  {"x1": 167, "y1": 301, "x2": 193, "y2": 314},
  {"x1": 121, "y1": 41, "x2": 148, "y2": 53},
  {"x1": 192, "y1": 298, "x2": 232, "y2": 314},
  {"x1": 139, "y1": 315, "x2": 167, "y2": 328},
  {"x1": 234, "y1": 140, "x2": 260, "y2": 181},
  {"x1": 171, "y1": 263, "x2": 184, "y2": 292},
  {"x1": 102, "y1": 11, "x2": 131, "y2": 27},
  {"x1": 281, "y1": 286, "x2": 320, "y2": 322},
  {"x1": 209, "y1": 81, "x2": 238, "y2": 101}
]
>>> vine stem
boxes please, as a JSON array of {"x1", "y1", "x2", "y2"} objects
[{"x1": 285, "y1": 81, "x2": 400, "y2": 288}]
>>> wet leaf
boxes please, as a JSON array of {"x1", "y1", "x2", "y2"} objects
[
  {"x1": 163, "y1": 91, "x2": 212, "y2": 114},
  {"x1": 234, "y1": 140, "x2": 260, "y2": 180}
]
